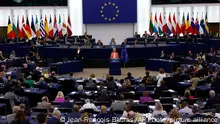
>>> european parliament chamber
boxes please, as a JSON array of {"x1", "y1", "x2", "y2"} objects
[{"x1": 1, "y1": 0, "x2": 220, "y2": 124}]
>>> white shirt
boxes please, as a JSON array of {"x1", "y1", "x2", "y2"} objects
[
  {"x1": 113, "y1": 53, "x2": 116, "y2": 59},
  {"x1": 77, "y1": 50, "x2": 80, "y2": 54},
  {"x1": 179, "y1": 106, "x2": 193, "y2": 115},
  {"x1": 156, "y1": 73, "x2": 167, "y2": 87},
  {"x1": 79, "y1": 102, "x2": 99, "y2": 112}
]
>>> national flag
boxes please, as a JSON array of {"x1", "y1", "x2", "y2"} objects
[
  {"x1": 67, "y1": 15, "x2": 72, "y2": 36},
  {"x1": 153, "y1": 13, "x2": 158, "y2": 33},
  {"x1": 186, "y1": 13, "x2": 192, "y2": 34},
  {"x1": 173, "y1": 13, "x2": 181, "y2": 35},
  {"x1": 53, "y1": 15, "x2": 58, "y2": 36},
  {"x1": 7, "y1": 17, "x2": 17, "y2": 39},
  {"x1": 167, "y1": 13, "x2": 172, "y2": 35},
  {"x1": 172, "y1": 13, "x2": 176, "y2": 34},
  {"x1": 35, "y1": 15, "x2": 41, "y2": 37},
  {"x1": 49, "y1": 15, "x2": 54, "y2": 37},
  {"x1": 205, "y1": 12, "x2": 209, "y2": 34},
  {"x1": 62, "y1": 15, "x2": 67, "y2": 35},
  {"x1": 162, "y1": 15, "x2": 168, "y2": 34},
  {"x1": 24, "y1": 17, "x2": 32, "y2": 39},
  {"x1": 181, "y1": 13, "x2": 186, "y2": 34},
  {"x1": 40, "y1": 16, "x2": 46, "y2": 37},
  {"x1": 121, "y1": 44, "x2": 129, "y2": 64},
  {"x1": 200, "y1": 14, "x2": 206, "y2": 34},
  {"x1": 158, "y1": 13, "x2": 163, "y2": 35},
  {"x1": 191, "y1": 17, "x2": 195, "y2": 35},
  {"x1": 195, "y1": 13, "x2": 200, "y2": 34},
  {"x1": 21, "y1": 15, "x2": 26, "y2": 38},
  {"x1": 12, "y1": 16, "x2": 18, "y2": 37},
  {"x1": 44, "y1": 15, "x2": 49, "y2": 36},
  {"x1": 17, "y1": 16, "x2": 22, "y2": 38},
  {"x1": 149, "y1": 13, "x2": 154, "y2": 35},
  {"x1": 31, "y1": 15, "x2": 36, "y2": 38},
  {"x1": 58, "y1": 15, "x2": 63, "y2": 36}
]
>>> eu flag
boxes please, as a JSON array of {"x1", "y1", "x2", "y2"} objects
[
  {"x1": 121, "y1": 45, "x2": 129, "y2": 64},
  {"x1": 83, "y1": 0, "x2": 137, "y2": 24}
]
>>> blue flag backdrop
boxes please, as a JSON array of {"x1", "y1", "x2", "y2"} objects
[
  {"x1": 121, "y1": 45, "x2": 129, "y2": 64},
  {"x1": 83, "y1": 0, "x2": 137, "y2": 24}
]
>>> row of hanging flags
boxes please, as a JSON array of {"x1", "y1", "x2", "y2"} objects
[
  {"x1": 7, "y1": 15, "x2": 72, "y2": 39},
  {"x1": 149, "y1": 12, "x2": 209, "y2": 36}
]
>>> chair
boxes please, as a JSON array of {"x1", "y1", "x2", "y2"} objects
[
  {"x1": 0, "y1": 98, "x2": 12, "y2": 114},
  {"x1": 94, "y1": 101, "x2": 111, "y2": 107},
  {"x1": 32, "y1": 107, "x2": 48, "y2": 113},
  {"x1": 160, "y1": 97, "x2": 173, "y2": 104},
  {"x1": 112, "y1": 110, "x2": 123, "y2": 114},
  {"x1": 162, "y1": 104, "x2": 173, "y2": 113},
  {"x1": 121, "y1": 92, "x2": 135, "y2": 99},
  {"x1": 58, "y1": 108, "x2": 72, "y2": 113},
  {"x1": 132, "y1": 104, "x2": 150, "y2": 113},
  {"x1": 83, "y1": 109, "x2": 94, "y2": 113},
  {"x1": 62, "y1": 57, "x2": 69, "y2": 62},
  {"x1": 143, "y1": 101, "x2": 155, "y2": 105}
]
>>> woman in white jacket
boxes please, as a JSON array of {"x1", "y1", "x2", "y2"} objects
[{"x1": 156, "y1": 68, "x2": 167, "y2": 87}]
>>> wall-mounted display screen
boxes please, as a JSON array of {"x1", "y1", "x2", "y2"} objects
[
  {"x1": 0, "y1": 0, "x2": 67, "y2": 6},
  {"x1": 152, "y1": 0, "x2": 220, "y2": 4}
]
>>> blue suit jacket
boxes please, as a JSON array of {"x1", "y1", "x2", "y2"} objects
[{"x1": 47, "y1": 117, "x2": 63, "y2": 124}]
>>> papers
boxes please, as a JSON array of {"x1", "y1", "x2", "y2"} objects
[{"x1": 168, "y1": 89, "x2": 175, "y2": 92}]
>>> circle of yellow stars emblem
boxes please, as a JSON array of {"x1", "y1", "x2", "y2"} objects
[{"x1": 100, "y1": 2, "x2": 119, "y2": 21}]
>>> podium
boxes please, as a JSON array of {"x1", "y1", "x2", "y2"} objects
[{"x1": 109, "y1": 59, "x2": 121, "y2": 75}]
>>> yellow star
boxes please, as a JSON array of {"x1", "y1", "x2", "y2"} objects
[
  {"x1": 109, "y1": 18, "x2": 111, "y2": 21},
  {"x1": 101, "y1": 6, "x2": 104, "y2": 9},
  {"x1": 116, "y1": 6, "x2": 118, "y2": 9},
  {"x1": 108, "y1": 2, "x2": 111, "y2": 5},
  {"x1": 112, "y1": 17, "x2": 115, "y2": 20},
  {"x1": 101, "y1": 14, "x2": 104, "y2": 17},
  {"x1": 116, "y1": 14, "x2": 118, "y2": 17},
  {"x1": 100, "y1": 10, "x2": 103, "y2": 13},
  {"x1": 117, "y1": 10, "x2": 119, "y2": 13},
  {"x1": 104, "y1": 3, "x2": 107, "y2": 6},
  {"x1": 112, "y1": 3, "x2": 115, "y2": 6},
  {"x1": 105, "y1": 18, "x2": 107, "y2": 20}
]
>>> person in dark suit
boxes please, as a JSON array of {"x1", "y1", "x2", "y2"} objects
[
  {"x1": 154, "y1": 80, "x2": 168, "y2": 98},
  {"x1": 37, "y1": 113, "x2": 47, "y2": 124},
  {"x1": 125, "y1": 72, "x2": 134, "y2": 81},
  {"x1": 189, "y1": 105, "x2": 205, "y2": 121},
  {"x1": 74, "y1": 47, "x2": 83, "y2": 60},
  {"x1": 121, "y1": 39, "x2": 127, "y2": 48},
  {"x1": 67, "y1": 104, "x2": 81, "y2": 119},
  {"x1": 21, "y1": 64, "x2": 30, "y2": 78},
  {"x1": 29, "y1": 44, "x2": 38, "y2": 57},
  {"x1": 47, "y1": 109, "x2": 63, "y2": 124},
  {"x1": 211, "y1": 73, "x2": 220, "y2": 94},
  {"x1": 97, "y1": 89, "x2": 111, "y2": 101},
  {"x1": 169, "y1": 52, "x2": 176, "y2": 60},
  {"x1": 96, "y1": 40, "x2": 103, "y2": 47},
  {"x1": 187, "y1": 50, "x2": 194, "y2": 58},
  {"x1": 107, "y1": 76, "x2": 117, "y2": 90},
  {"x1": 96, "y1": 105, "x2": 113, "y2": 121},
  {"x1": 13, "y1": 80, "x2": 25, "y2": 96},
  {"x1": 0, "y1": 51, "x2": 6, "y2": 61},
  {"x1": 86, "y1": 79, "x2": 97, "y2": 90},
  {"x1": 60, "y1": 96, "x2": 72, "y2": 108},
  {"x1": 32, "y1": 67, "x2": 42, "y2": 81},
  {"x1": 160, "y1": 50, "x2": 165, "y2": 59},
  {"x1": 204, "y1": 90, "x2": 219, "y2": 109}
]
